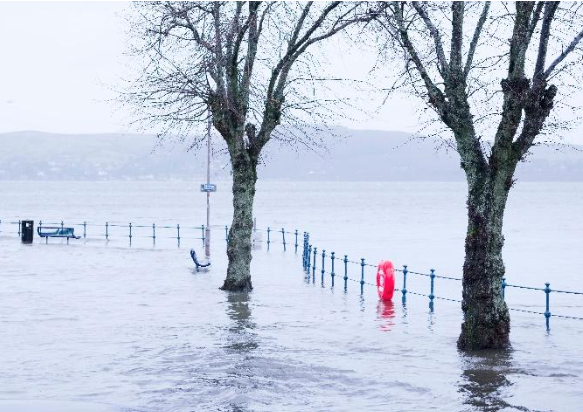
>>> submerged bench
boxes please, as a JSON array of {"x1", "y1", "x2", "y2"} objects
[
  {"x1": 190, "y1": 249, "x2": 210, "y2": 270},
  {"x1": 37, "y1": 227, "x2": 80, "y2": 243}
]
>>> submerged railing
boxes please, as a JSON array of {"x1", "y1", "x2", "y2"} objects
[
  {"x1": 2, "y1": 218, "x2": 582, "y2": 329},
  {"x1": 296, "y1": 231, "x2": 583, "y2": 330},
  {"x1": 0, "y1": 219, "x2": 233, "y2": 247}
]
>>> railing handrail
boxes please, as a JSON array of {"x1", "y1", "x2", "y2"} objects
[{"x1": 2, "y1": 218, "x2": 582, "y2": 326}]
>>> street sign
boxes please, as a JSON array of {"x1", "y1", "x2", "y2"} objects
[{"x1": 200, "y1": 183, "x2": 217, "y2": 192}]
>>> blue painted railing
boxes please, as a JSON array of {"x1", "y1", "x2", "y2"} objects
[
  {"x1": 2, "y1": 218, "x2": 582, "y2": 329},
  {"x1": 296, "y1": 231, "x2": 583, "y2": 330},
  {"x1": 0, "y1": 219, "x2": 207, "y2": 247}
]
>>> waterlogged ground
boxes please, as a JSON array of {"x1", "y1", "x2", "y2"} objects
[
  {"x1": 1, "y1": 181, "x2": 582, "y2": 411},
  {"x1": 1, "y1": 238, "x2": 582, "y2": 412}
]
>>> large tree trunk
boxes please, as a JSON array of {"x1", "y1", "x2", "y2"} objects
[
  {"x1": 458, "y1": 168, "x2": 513, "y2": 350},
  {"x1": 220, "y1": 150, "x2": 258, "y2": 292}
]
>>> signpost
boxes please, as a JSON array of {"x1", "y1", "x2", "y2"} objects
[
  {"x1": 203, "y1": 117, "x2": 214, "y2": 259},
  {"x1": 200, "y1": 183, "x2": 217, "y2": 192},
  {"x1": 201, "y1": 183, "x2": 215, "y2": 258}
]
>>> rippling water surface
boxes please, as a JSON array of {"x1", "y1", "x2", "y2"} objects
[{"x1": 0, "y1": 180, "x2": 582, "y2": 411}]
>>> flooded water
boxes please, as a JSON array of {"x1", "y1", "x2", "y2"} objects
[{"x1": 0, "y1": 180, "x2": 582, "y2": 411}]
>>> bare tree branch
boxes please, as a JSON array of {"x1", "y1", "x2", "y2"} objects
[
  {"x1": 507, "y1": 2, "x2": 536, "y2": 80},
  {"x1": 464, "y1": 1, "x2": 490, "y2": 78},
  {"x1": 526, "y1": 1, "x2": 544, "y2": 45},
  {"x1": 411, "y1": 2, "x2": 450, "y2": 76},
  {"x1": 533, "y1": 2, "x2": 559, "y2": 79},
  {"x1": 544, "y1": 27, "x2": 583, "y2": 78},
  {"x1": 450, "y1": 2, "x2": 464, "y2": 71},
  {"x1": 390, "y1": 2, "x2": 446, "y2": 113}
]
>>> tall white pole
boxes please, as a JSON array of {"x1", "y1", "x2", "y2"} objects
[{"x1": 205, "y1": 116, "x2": 211, "y2": 259}]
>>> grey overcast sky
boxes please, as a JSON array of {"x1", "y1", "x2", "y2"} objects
[{"x1": 0, "y1": 1, "x2": 581, "y2": 143}]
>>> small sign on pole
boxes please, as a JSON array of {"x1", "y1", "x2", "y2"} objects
[{"x1": 200, "y1": 183, "x2": 217, "y2": 192}]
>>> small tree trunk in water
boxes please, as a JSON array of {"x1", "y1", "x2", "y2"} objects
[
  {"x1": 458, "y1": 169, "x2": 512, "y2": 350},
  {"x1": 220, "y1": 151, "x2": 257, "y2": 292}
]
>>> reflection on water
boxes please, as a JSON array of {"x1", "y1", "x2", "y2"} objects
[
  {"x1": 222, "y1": 292, "x2": 257, "y2": 412},
  {"x1": 376, "y1": 300, "x2": 395, "y2": 331},
  {"x1": 225, "y1": 292, "x2": 257, "y2": 352},
  {"x1": 427, "y1": 309, "x2": 436, "y2": 331},
  {"x1": 459, "y1": 350, "x2": 516, "y2": 412}
]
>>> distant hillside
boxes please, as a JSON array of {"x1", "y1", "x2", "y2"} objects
[{"x1": 0, "y1": 129, "x2": 582, "y2": 181}]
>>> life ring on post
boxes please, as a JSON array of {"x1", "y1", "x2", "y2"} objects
[{"x1": 376, "y1": 260, "x2": 395, "y2": 301}]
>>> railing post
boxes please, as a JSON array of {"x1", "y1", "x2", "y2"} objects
[
  {"x1": 312, "y1": 247, "x2": 317, "y2": 281},
  {"x1": 281, "y1": 228, "x2": 286, "y2": 252},
  {"x1": 321, "y1": 250, "x2": 326, "y2": 284},
  {"x1": 331, "y1": 252, "x2": 336, "y2": 287},
  {"x1": 267, "y1": 227, "x2": 271, "y2": 251},
  {"x1": 201, "y1": 225, "x2": 205, "y2": 246},
  {"x1": 402, "y1": 265, "x2": 408, "y2": 304},
  {"x1": 83, "y1": 221, "x2": 87, "y2": 239},
  {"x1": 294, "y1": 230, "x2": 298, "y2": 253},
  {"x1": 307, "y1": 245, "x2": 312, "y2": 274},
  {"x1": 105, "y1": 222, "x2": 109, "y2": 241},
  {"x1": 39, "y1": 220, "x2": 42, "y2": 232},
  {"x1": 302, "y1": 232, "x2": 306, "y2": 270},
  {"x1": 61, "y1": 220, "x2": 64, "y2": 231},
  {"x1": 544, "y1": 282, "x2": 551, "y2": 331},
  {"x1": 152, "y1": 223, "x2": 156, "y2": 246},
  {"x1": 129, "y1": 222, "x2": 132, "y2": 246},
  {"x1": 18, "y1": 220, "x2": 21, "y2": 237},
  {"x1": 302, "y1": 233, "x2": 307, "y2": 269},
  {"x1": 343, "y1": 255, "x2": 348, "y2": 291},
  {"x1": 360, "y1": 259, "x2": 365, "y2": 295},
  {"x1": 225, "y1": 225, "x2": 228, "y2": 242},
  {"x1": 502, "y1": 277, "x2": 507, "y2": 300},
  {"x1": 429, "y1": 269, "x2": 435, "y2": 311},
  {"x1": 305, "y1": 233, "x2": 310, "y2": 265},
  {"x1": 177, "y1": 224, "x2": 181, "y2": 248}
]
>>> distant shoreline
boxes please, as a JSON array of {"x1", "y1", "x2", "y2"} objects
[{"x1": 1, "y1": 129, "x2": 582, "y2": 182}]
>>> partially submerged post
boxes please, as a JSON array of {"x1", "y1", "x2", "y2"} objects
[
  {"x1": 429, "y1": 269, "x2": 436, "y2": 312},
  {"x1": 201, "y1": 117, "x2": 214, "y2": 260},
  {"x1": 330, "y1": 252, "x2": 336, "y2": 287},
  {"x1": 544, "y1": 283, "x2": 552, "y2": 331},
  {"x1": 321, "y1": 250, "x2": 326, "y2": 284},
  {"x1": 402, "y1": 265, "x2": 408, "y2": 305}
]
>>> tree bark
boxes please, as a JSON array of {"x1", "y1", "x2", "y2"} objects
[
  {"x1": 458, "y1": 166, "x2": 513, "y2": 350},
  {"x1": 220, "y1": 149, "x2": 258, "y2": 292}
]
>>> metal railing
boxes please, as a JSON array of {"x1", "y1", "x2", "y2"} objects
[
  {"x1": 0, "y1": 219, "x2": 211, "y2": 247},
  {"x1": 298, "y1": 231, "x2": 583, "y2": 330},
  {"x1": 2, "y1": 218, "x2": 582, "y2": 330}
]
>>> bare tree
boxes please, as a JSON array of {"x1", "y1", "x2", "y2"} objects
[
  {"x1": 125, "y1": 2, "x2": 365, "y2": 291},
  {"x1": 374, "y1": 1, "x2": 583, "y2": 349}
]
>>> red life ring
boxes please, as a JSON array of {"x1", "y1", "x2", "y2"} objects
[{"x1": 376, "y1": 260, "x2": 395, "y2": 301}]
